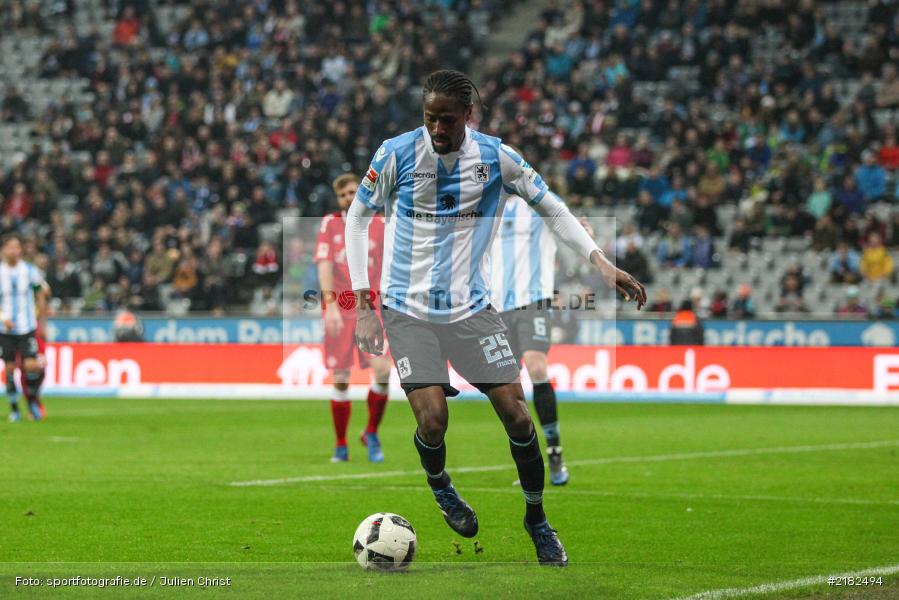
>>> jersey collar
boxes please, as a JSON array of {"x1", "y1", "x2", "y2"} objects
[{"x1": 422, "y1": 125, "x2": 474, "y2": 157}]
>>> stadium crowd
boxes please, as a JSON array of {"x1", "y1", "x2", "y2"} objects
[{"x1": 1, "y1": 0, "x2": 899, "y2": 318}]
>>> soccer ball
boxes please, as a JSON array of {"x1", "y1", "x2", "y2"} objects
[{"x1": 352, "y1": 512, "x2": 417, "y2": 571}]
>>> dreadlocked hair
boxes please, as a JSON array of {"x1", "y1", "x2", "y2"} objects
[{"x1": 422, "y1": 69, "x2": 483, "y2": 109}]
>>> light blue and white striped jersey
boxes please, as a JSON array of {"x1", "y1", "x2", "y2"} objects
[
  {"x1": 490, "y1": 195, "x2": 557, "y2": 312},
  {"x1": 0, "y1": 260, "x2": 45, "y2": 334},
  {"x1": 355, "y1": 126, "x2": 549, "y2": 323}
]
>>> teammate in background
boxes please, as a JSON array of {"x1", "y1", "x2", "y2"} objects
[
  {"x1": 346, "y1": 70, "x2": 646, "y2": 565},
  {"x1": 316, "y1": 174, "x2": 391, "y2": 463},
  {"x1": 1, "y1": 235, "x2": 50, "y2": 422},
  {"x1": 22, "y1": 323, "x2": 48, "y2": 419},
  {"x1": 491, "y1": 194, "x2": 568, "y2": 485}
]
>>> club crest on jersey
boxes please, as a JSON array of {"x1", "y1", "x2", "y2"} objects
[{"x1": 475, "y1": 163, "x2": 490, "y2": 182}]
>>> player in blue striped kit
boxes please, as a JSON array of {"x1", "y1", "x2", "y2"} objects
[
  {"x1": 0, "y1": 235, "x2": 50, "y2": 422},
  {"x1": 345, "y1": 70, "x2": 646, "y2": 565},
  {"x1": 491, "y1": 194, "x2": 569, "y2": 486}
]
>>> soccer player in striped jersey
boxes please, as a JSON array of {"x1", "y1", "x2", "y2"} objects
[
  {"x1": 491, "y1": 194, "x2": 568, "y2": 485},
  {"x1": 346, "y1": 70, "x2": 646, "y2": 566},
  {"x1": 0, "y1": 234, "x2": 50, "y2": 422}
]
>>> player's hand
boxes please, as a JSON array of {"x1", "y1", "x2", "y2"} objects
[
  {"x1": 3, "y1": 319, "x2": 13, "y2": 330},
  {"x1": 608, "y1": 267, "x2": 647, "y2": 309},
  {"x1": 323, "y1": 305, "x2": 344, "y2": 337},
  {"x1": 354, "y1": 310, "x2": 384, "y2": 355}
]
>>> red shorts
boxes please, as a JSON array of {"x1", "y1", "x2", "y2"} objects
[{"x1": 323, "y1": 313, "x2": 388, "y2": 371}]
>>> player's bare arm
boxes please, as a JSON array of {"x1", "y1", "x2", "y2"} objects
[
  {"x1": 525, "y1": 188, "x2": 647, "y2": 310},
  {"x1": 317, "y1": 260, "x2": 344, "y2": 337}
]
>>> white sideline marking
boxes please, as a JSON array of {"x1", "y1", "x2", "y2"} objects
[
  {"x1": 48, "y1": 436, "x2": 79, "y2": 443},
  {"x1": 228, "y1": 439, "x2": 899, "y2": 487},
  {"x1": 667, "y1": 563, "x2": 899, "y2": 600}
]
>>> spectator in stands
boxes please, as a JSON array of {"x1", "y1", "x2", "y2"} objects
[
  {"x1": 812, "y1": 214, "x2": 840, "y2": 251},
  {"x1": 172, "y1": 253, "x2": 201, "y2": 306},
  {"x1": 567, "y1": 162, "x2": 597, "y2": 206},
  {"x1": 92, "y1": 243, "x2": 126, "y2": 284},
  {"x1": 765, "y1": 204, "x2": 792, "y2": 237},
  {"x1": 870, "y1": 289, "x2": 897, "y2": 320},
  {"x1": 709, "y1": 290, "x2": 728, "y2": 318},
  {"x1": 692, "y1": 194, "x2": 720, "y2": 236},
  {"x1": 727, "y1": 217, "x2": 752, "y2": 253},
  {"x1": 731, "y1": 284, "x2": 756, "y2": 320},
  {"x1": 668, "y1": 198, "x2": 694, "y2": 233},
  {"x1": 638, "y1": 165, "x2": 670, "y2": 204},
  {"x1": 618, "y1": 239, "x2": 653, "y2": 285},
  {"x1": 251, "y1": 240, "x2": 280, "y2": 288},
  {"x1": 744, "y1": 200, "x2": 768, "y2": 238},
  {"x1": 775, "y1": 273, "x2": 809, "y2": 313},
  {"x1": 697, "y1": 163, "x2": 726, "y2": 203},
  {"x1": 836, "y1": 174, "x2": 866, "y2": 216},
  {"x1": 636, "y1": 190, "x2": 667, "y2": 234},
  {"x1": 3, "y1": 183, "x2": 31, "y2": 221},
  {"x1": 876, "y1": 63, "x2": 899, "y2": 108},
  {"x1": 566, "y1": 145, "x2": 596, "y2": 184},
  {"x1": 201, "y1": 238, "x2": 228, "y2": 315},
  {"x1": 658, "y1": 222, "x2": 692, "y2": 268},
  {"x1": 648, "y1": 288, "x2": 673, "y2": 313},
  {"x1": 615, "y1": 223, "x2": 644, "y2": 257},
  {"x1": 690, "y1": 225, "x2": 717, "y2": 269},
  {"x1": 112, "y1": 6, "x2": 141, "y2": 47},
  {"x1": 879, "y1": 132, "x2": 899, "y2": 172},
  {"x1": 659, "y1": 173, "x2": 688, "y2": 208},
  {"x1": 835, "y1": 286, "x2": 868, "y2": 317},
  {"x1": 144, "y1": 239, "x2": 175, "y2": 286},
  {"x1": 1, "y1": 87, "x2": 30, "y2": 123},
  {"x1": 829, "y1": 242, "x2": 863, "y2": 284},
  {"x1": 603, "y1": 132, "x2": 635, "y2": 194},
  {"x1": 888, "y1": 213, "x2": 899, "y2": 247},
  {"x1": 806, "y1": 175, "x2": 832, "y2": 220},
  {"x1": 861, "y1": 213, "x2": 888, "y2": 248},
  {"x1": 79, "y1": 278, "x2": 101, "y2": 312},
  {"x1": 263, "y1": 79, "x2": 295, "y2": 120},
  {"x1": 689, "y1": 286, "x2": 711, "y2": 319},
  {"x1": 860, "y1": 232, "x2": 894, "y2": 282},
  {"x1": 855, "y1": 150, "x2": 887, "y2": 202}
]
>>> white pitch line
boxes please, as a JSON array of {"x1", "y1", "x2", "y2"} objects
[
  {"x1": 228, "y1": 439, "x2": 899, "y2": 487},
  {"x1": 667, "y1": 563, "x2": 899, "y2": 600},
  {"x1": 300, "y1": 483, "x2": 899, "y2": 508},
  {"x1": 308, "y1": 485, "x2": 899, "y2": 506}
]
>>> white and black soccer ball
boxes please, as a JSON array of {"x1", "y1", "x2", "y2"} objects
[{"x1": 352, "y1": 512, "x2": 417, "y2": 571}]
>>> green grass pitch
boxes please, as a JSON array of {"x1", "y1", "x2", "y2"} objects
[{"x1": 1, "y1": 398, "x2": 898, "y2": 599}]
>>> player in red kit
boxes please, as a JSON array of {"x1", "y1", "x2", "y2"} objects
[{"x1": 316, "y1": 174, "x2": 391, "y2": 463}]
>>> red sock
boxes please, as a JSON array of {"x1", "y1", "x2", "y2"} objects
[
  {"x1": 330, "y1": 400, "x2": 351, "y2": 446},
  {"x1": 365, "y1": 389, "x2": 388, "y2": 434}
]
